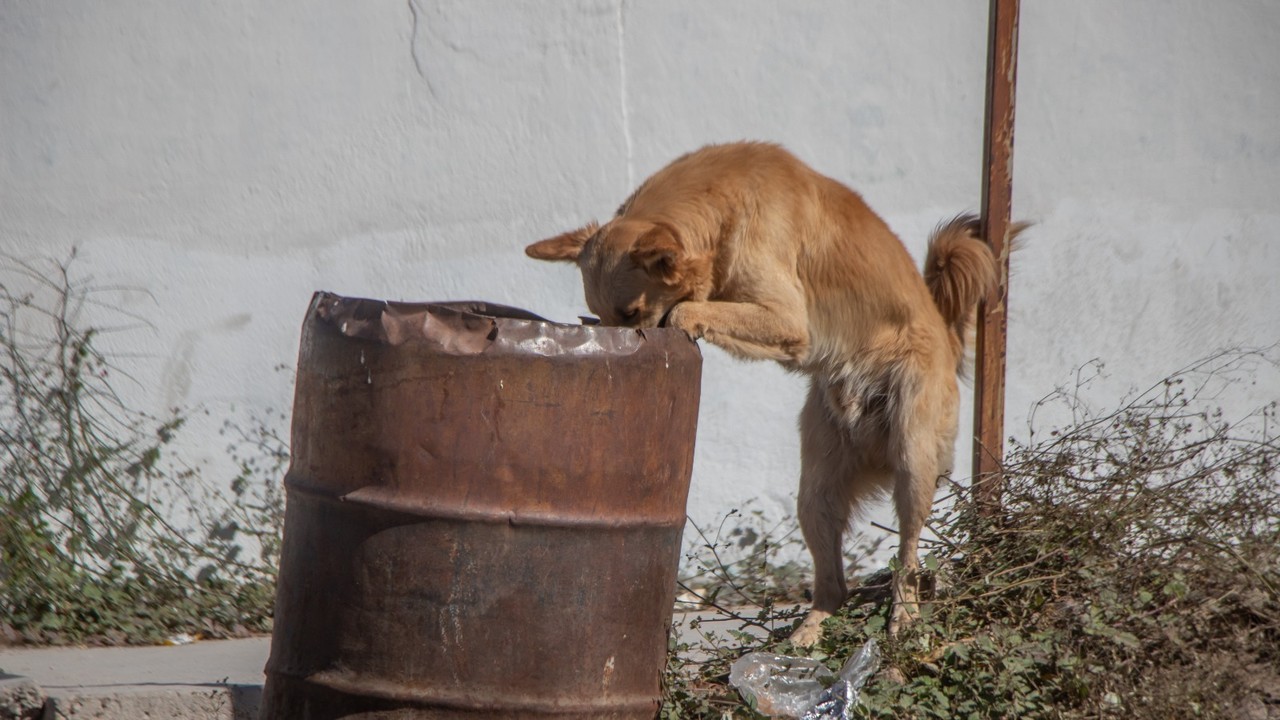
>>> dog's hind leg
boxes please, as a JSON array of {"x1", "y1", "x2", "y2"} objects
[
  {"x1": 790, "y1": 381, "x2": 884, "y2": 647},
  {"x1": 888, "y1": 379, "x2": 958, "y2": 635}
]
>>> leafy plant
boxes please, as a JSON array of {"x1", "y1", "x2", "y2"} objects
[
  {"x1": 663, "y1": 348, "x2": 1280, "y2": 719},
  {"x1": 0, "y1": 253, "x2": 286, "y2": 645}
]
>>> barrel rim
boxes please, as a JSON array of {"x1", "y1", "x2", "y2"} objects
[{"x1": 308, "y1": 291, "x2": 701, "y2": 361}]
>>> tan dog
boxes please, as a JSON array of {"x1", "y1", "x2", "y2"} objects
[{"x1": 526, "y1": 141, "x2": 1020, "y2": 646}]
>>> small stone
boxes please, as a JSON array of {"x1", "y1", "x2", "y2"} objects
[{"x1": 0, "y1": 674, "x2": 45, "y2": 720}]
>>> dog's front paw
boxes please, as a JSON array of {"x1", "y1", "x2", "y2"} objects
[{"x1": 664, "y1": 303, "x2": 705, "y2": 340}]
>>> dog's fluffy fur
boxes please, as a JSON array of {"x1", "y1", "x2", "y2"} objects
[{"x1": 526, "y1": 141, "x2": 1022, "y2": 645}]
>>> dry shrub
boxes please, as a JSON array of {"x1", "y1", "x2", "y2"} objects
[
  {"x1": 0, "y1": 254, "x2": 285, "y2": 645},
  {"x1": 664, "y1": 348, "x2": 1280, "y2": 719}
]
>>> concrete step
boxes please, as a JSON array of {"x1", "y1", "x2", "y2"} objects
[
  {"x1": 0, "y1": 637, "x2": 268, "y2": 719},
  {"x1": 0, "y1": 610, "x2": 791, "y2": 719}
]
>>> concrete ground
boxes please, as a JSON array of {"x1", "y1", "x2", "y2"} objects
[
  {"x1": 0, "y1": 611, "x2": 781, "y2": 719},
  {"x1": 0, "y1": 637, "x2": 269, "y2": 719}
]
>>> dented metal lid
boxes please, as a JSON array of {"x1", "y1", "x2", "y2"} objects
[{"x1": 312, "y1": 293, "x2": 667, "y2": 357}]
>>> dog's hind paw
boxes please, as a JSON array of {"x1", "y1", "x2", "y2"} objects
[
  {"x1": 888, "y1": 597, "x2": 920, "y2": 637},
  {"x1": 788, "y1": 609, "x2": 832, "y2": 647}
]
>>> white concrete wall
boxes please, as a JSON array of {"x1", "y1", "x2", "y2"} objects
[
  {"x1": 1009, "y1": 2, "x2": 1280, "y2": 432},
  {"x1": 3, "y1": 1, "x2": 1278, "y2": 560}
]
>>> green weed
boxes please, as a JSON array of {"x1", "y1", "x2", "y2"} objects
[
  {"x1": 0, "y1": 254, "x2": 285, "y2": 645},
  {"x1": 664, "y1": 349, "x2": 1280, "y2": 719}
]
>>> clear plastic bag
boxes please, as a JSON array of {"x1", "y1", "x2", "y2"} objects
[{"x1": 728, "y1": 639, "x2": 880, "y2": 719}]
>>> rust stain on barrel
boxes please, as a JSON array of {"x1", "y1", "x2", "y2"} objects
[{"x1": 261, "y1": 293, "x2": 703, "y2": 719}]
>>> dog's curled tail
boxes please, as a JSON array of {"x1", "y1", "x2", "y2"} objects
[{"x1": 924, "y1": 214, "x2": 1025, "y2": 362}]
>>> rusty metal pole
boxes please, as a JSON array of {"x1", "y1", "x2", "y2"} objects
[{"x1": 973, "y1": 0, "x2": 1021, "y2": 514}]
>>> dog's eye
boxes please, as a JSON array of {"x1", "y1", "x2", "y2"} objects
[{"x1": 619, "y1": 307, "x2": 639, "y2": 322}]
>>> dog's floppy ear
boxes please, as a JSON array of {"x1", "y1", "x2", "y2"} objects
[
  {"x1": 630, "y1": 224, "x2": 684, "y2": 285},
  {"x1": 525, "y1": 222, "x2": 599, "y2": 262}
]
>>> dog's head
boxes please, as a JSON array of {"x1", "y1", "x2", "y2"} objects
[{"x1": 525, "y1": 219, "x2": 709, "y2": 327}]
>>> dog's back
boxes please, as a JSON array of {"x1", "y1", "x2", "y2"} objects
[{"x1": 621, "y1": 142, "x2": 989, "y2": 378}]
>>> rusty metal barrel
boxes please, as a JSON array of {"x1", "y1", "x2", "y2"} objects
[{"x1": 260, "y1": 292, "x2": 702, "y2": 719}]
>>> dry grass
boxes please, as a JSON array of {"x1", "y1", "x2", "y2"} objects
[{"x1": 664, "y1": 348, "x2": 1280, "y2": 719}]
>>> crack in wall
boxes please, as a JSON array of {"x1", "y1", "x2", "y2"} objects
[{"x1": 406, "y1": 0, "x2": 437, "y2": 97}]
